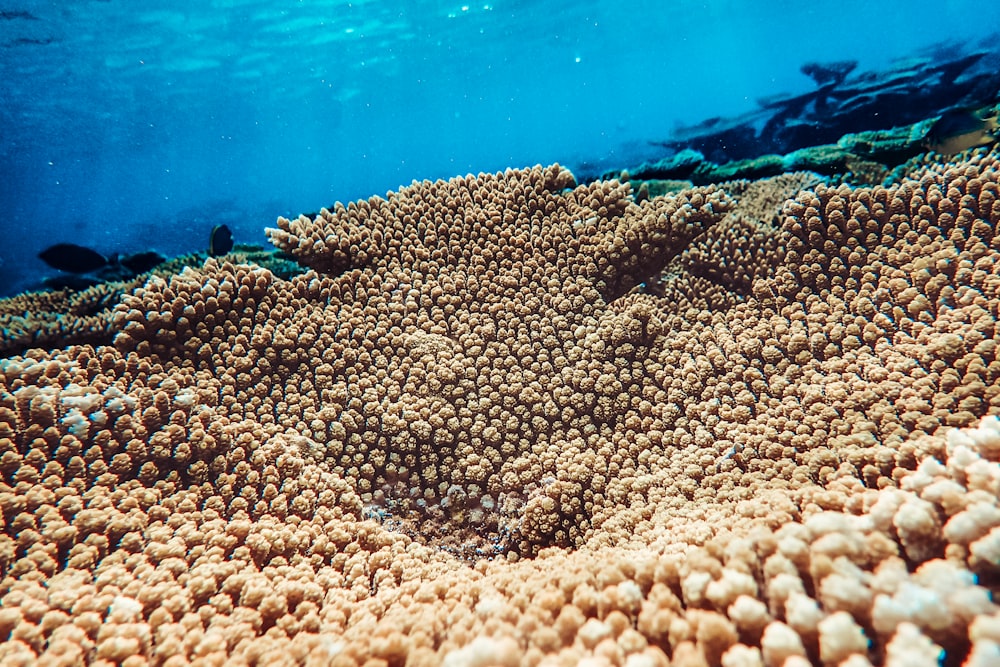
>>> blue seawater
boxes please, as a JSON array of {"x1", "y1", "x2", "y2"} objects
[{"x1": 1, "y1": 0, "x2": 997, "y2": 296}]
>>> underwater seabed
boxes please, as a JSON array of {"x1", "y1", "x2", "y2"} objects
[{"x1": 2, "y1": 144, "x2": 1000, "y2": 664}]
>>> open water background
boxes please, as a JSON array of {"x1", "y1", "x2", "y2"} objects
[{"x1": 1, "y1": 0, "x2": 998, "y2": 295}]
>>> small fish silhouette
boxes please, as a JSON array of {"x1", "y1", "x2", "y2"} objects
[
  {"x1": 38, "y1": 243, "x2": 109, "y2": 273},
  {"x1": 924, "y1": 108, "x2": 999, "y2": 155},
  {"x1": 209, "y1": 224, "x2": 233, "y2": 256}
]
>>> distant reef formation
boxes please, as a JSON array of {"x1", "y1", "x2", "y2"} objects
[
  {"x1": 2, "y1": 147, "x2": 1000, "y2": 664},
  {"x1": 595, "y1": 44, "x2": 1000, "y2": 189},
  {"x1": 0, "y1": 246, "x2": 302, "y2": 358}
]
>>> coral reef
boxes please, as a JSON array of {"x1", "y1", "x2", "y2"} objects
[
  {"x1": 1, "y1": 153, "x2": 1000, "y2": 665},
  {"x1": 0, "y1": 247, "x2": 303, "y2": 358},
  {"x1": 609, "y1": 109, "x2": 997, "y2": 189},
  {"x1": 0, "y1": 281, "x2": 130, "y2": 357},
  {"x1": 596, "y1": 44, "x2": 1000, "y2": 188},
  {"x1": 650, "y1": 47, "x2": 1000, "y2": 165}
]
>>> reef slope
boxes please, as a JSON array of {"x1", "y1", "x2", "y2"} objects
[{"x1": 2, "y1": 155, "x2": 1000, "y2": 665}]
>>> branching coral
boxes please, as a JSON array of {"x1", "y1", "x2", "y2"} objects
[{"x1": 1, "y1": 153, "x2": 1000, "y2": 665}]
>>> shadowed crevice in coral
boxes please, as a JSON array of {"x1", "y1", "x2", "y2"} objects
[{"x1": 259, "y1": 166, "x2": 733, "y2": 555}]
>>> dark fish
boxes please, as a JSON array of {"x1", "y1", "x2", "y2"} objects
[
  {"x1": 0, "y1": 10, "x2": 39, "y2": 20},
  {"x1": 120, "y1": 251, "x2": 166, "y2": 274},
  {"x1": 11, "y1": 37, "x2": 54, "y2": 46},
  {"x1": 924, "y1": 108, "x2": 1000, "y2": 155},
  {"x1": 209, "y1": 224, "x2": 233, "y2": 257},
  {"x1": 38, "y1": 243, "x2": 109, "y2": 274}
]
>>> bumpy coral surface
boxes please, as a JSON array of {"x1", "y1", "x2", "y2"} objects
[
  {"x1": 0, "y1": 249, "x2": 303, "y2": 358},
  {"x1": 1, "y1": 156, "x2": 1000, "y2": 665},
  {"x1": 0, "y1": 281, "x2": 134, "y2": 358}
]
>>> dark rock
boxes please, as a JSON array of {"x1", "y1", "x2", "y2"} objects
[{"x1": 800, "y1": 60, "x2": 857, "y2": 87}]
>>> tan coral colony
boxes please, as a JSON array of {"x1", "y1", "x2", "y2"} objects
[{"x1": 2, "y1": 153, "x2": 1000, "y2": 665}]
